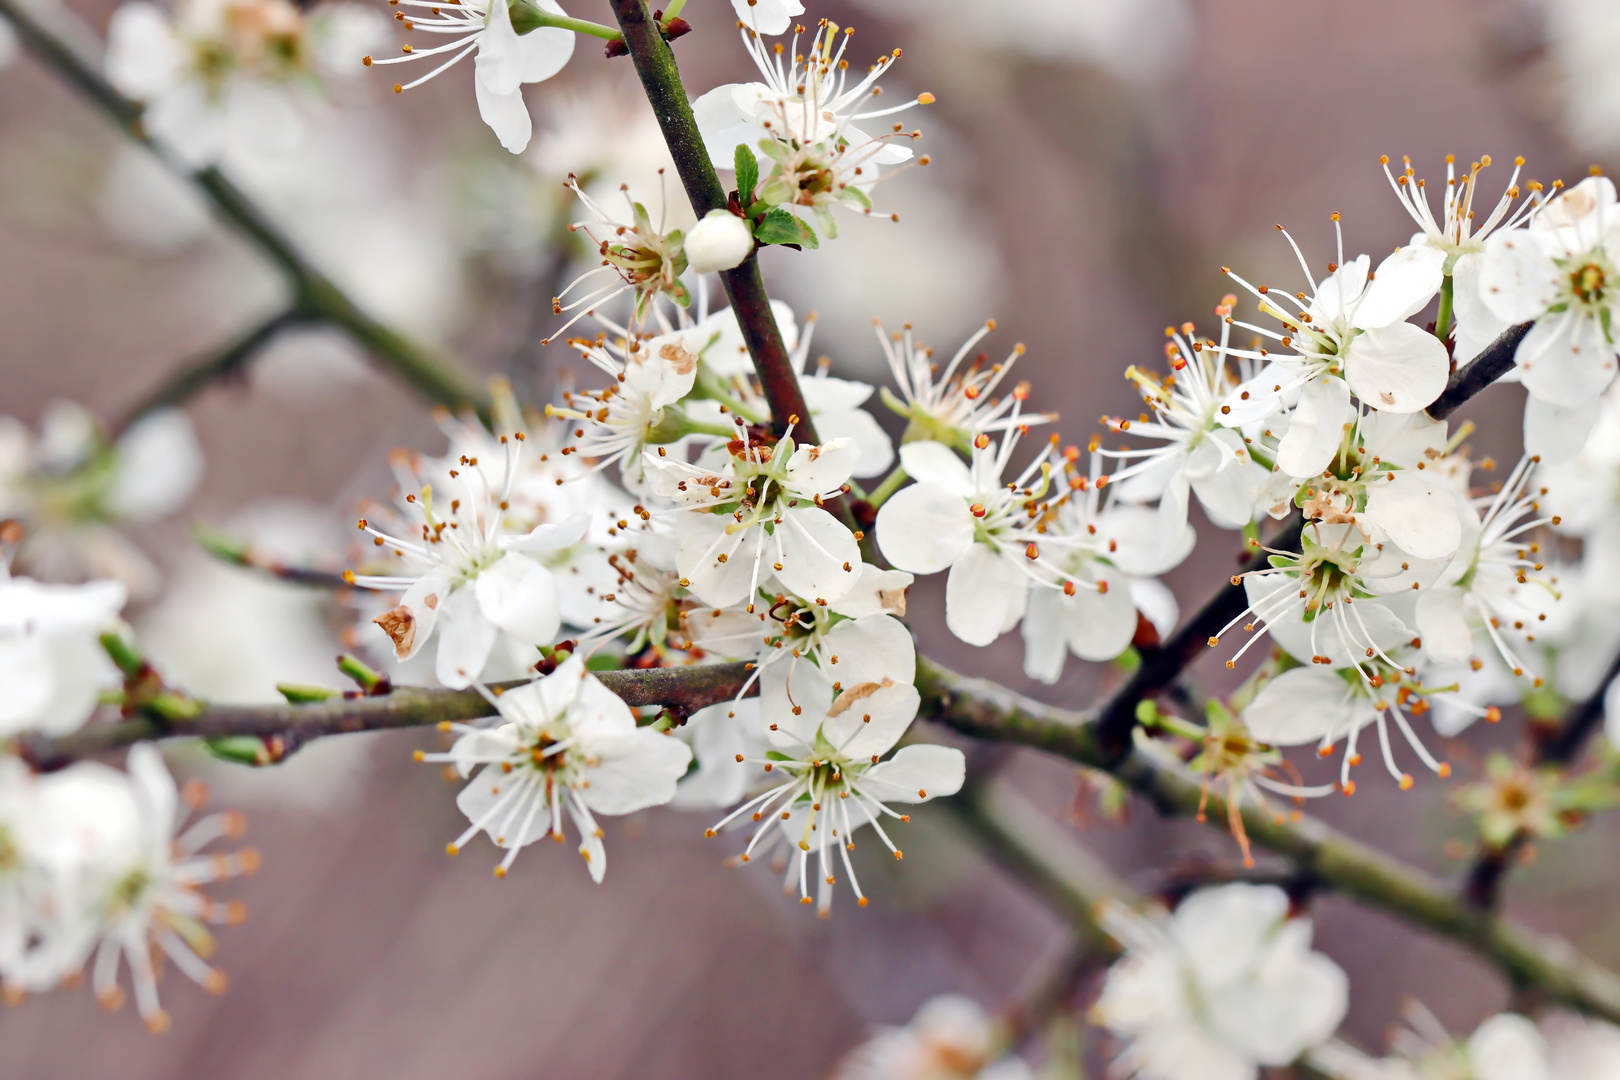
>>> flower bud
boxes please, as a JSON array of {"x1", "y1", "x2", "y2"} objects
[{"x1": 685, "y1": 209, "x2": 753, "y2": 273}]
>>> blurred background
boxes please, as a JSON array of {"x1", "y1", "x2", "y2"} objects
[{"x1": 0, "y1": 0, "x2": 1614, "y2": 1074}]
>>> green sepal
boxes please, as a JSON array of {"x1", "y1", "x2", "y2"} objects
[{"x1": 277, "y1": 683, "x2": 338, "y2": 703}]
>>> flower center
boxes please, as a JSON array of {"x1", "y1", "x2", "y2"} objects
[{"x1": 1572, "y1": 261, "x2": 1608, "y2": 304}]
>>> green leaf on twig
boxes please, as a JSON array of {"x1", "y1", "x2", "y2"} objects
[
  {"x1": 753, "y1": 207, "x2": 819, "y2": 250},
  {"x1": 734, "y1": 143, "x2": 759, "y2": 204}
]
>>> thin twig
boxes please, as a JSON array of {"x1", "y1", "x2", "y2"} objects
[
  {"x1": 1428, "y1": 322, "x2": 1532, "y2": 421},
  {"x1": 0, "y1": 0, "x2": 489, "y2": 417},
  {"x1": 916, "y1": 656, "x2": 1620, "y2": 1022},
  {"x1": 16, "y1": 661, "x2": 756, "y2": 768},
  {"x1": 113, "y1": 308, "x2": 305, "y2": 436}
]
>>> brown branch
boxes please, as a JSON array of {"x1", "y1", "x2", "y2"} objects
[
  {"x1": 1428, "y1": 321, "x2": 1532, "y2": 421},
  {"x1": 606, "y1": 0, "x2": 817, "y2": 443},
  {"x1": 16, "y1": 662, "x2": 756, "y2": 769},
  {"x1": 916, "y1": 656, "x2": 1620, "y2": 1022}
]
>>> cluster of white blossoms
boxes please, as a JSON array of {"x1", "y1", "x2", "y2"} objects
[
  {"x1": 1310, "y1": 1006, "x2": 1620, "y2": 1079},
  {"x1": 15, "y1": 0, "x2": 1620, "y2": 1054}
]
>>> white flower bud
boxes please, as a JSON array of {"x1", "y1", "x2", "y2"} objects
[{"x1": 685, "y1": 209, "x2": 753, "y2": 273}]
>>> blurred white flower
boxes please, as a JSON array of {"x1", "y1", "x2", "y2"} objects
[
  {"x1": 1541, "y1": 0, "x2": 1620, "y2": 157},
  {"x1": 0, "y1": 574, "x2": 125, "y2": 738},
  {"x1": 0, "y1": 402, "x2": 204, "y2": 599},
  {"x1": 105, "y1": 0, "x2": 383, "y2": 166},
  {"x1": 848, "y1": 0, "x2": 1191, "y2": 86},
  {"x1": 67, "y1": 745, "x2": 258, "y2": 1033},
  {"x1": 833, "y1": 995, "x2": 1033, "y2": 1080},
  {"x1": 1094, "y1": 884, "x2": 1348, "y2": 1080}
]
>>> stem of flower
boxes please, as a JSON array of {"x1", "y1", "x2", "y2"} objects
[
  {"x1": 864, "y1": 464, "x2": 910, "y2": 508},
  {"x1": 1435, "y1": 273, "x2": 1455, "y2": 343},
  {"x1": 524, "y1": 10, "x2": 622, "y2": 40},
  {"x1": 0, "y1": 0, "x2": 490, "y2": 419}
]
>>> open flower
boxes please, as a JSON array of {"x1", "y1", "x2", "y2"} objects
[
  {"x1": 1417, "y1": 454, "x2": 1559, "y2": 682},
  {"x1": 106, "y1": 0, "x2": 379, "y2": 164},
  {"x1": 1480, "y1": 176, "x2": 1620, "y2": 420},
  {"x1": 643, "y1": 428, "x2": 862, "y2": 609},
  {"x1": 364, "y1": 0, "x2": 575, "y2": 153},
  {"x1": 693, "y1": 19, "x2": 930, "y2": 235},
  {"x1": 705, "y1": 659, "x2": 962, "y2": 913},
  {"x1": 350, "y1": 433, "x2": 590, "y2": 688},
  {"x1": 875, "y1": 427, "x2": 1069, "y2": 646},
  {"x1": 1382, "y1": 154, "x2": 1547, "y2": 365},
  {"x1": 68, "y1": 745, "x2": 258, "y2": 1033},
  {"x1": 1093, "y1": 884, "x2": 1348, "y2": 1080},
  {"x1": 1223, "y1": 221, "x2": 1450, "y2": 475},
  {"x1": 1098, "y1": 306, "x2": 1265, "y2": 541},
  {"x1": 419, "y1": 655, "x2": 691, "y2": 881},
  {"x1": 876, "y1": 319, "x2": 1049, "y2": 447},
  {"x1": 550, "y1": 326, "x2": 703, "y2": 493}
]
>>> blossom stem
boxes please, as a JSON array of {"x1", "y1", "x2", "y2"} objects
[
  {"x1": 523, "y1": 10, "x2": 622, "y2": 40},
  {"x1": 864, "y1": 464, "x2": 910, "y2": 509},
  {"x1": 1434, "y1": 274, "x2": 1455, "y2": 343},
  {"x1": 914, "y1": 655, "x2": 1620, "y2": 1023},
  {"x1": 606, "y1": 0, "x2": 817, "y2": 443},
  {"x1": 192, "y1": 521, "x2": 355, "y2": 590},
  {"x1": 0, "y1": 0, "x2": 490, "y2": 418}
]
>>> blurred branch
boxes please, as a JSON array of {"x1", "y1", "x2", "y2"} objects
[
  {"x1": 917, "y1": 656, "x2": 1620, "y2": 1023},
  {"x1": 16, "y1": 661, "x2": 755, "y2": 768},
  {"x1": 0, "y1": 0, "x2": 489, "y2": 417},
  {"x1": 113, "y1": 308, "x2": 306, "y2": 436},
  {"x1": 192, "y1": 519, "x2": 355, "y2": 590},
  {"x1": 1461, "y1": 647, "x2": 1620, "y2": 909}
]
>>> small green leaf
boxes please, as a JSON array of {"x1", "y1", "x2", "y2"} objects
[
  {"x1": 734, "y1": 143, "x2": 759, "y2": 202},
  {"x1": 754, "y1": 207, "x2": 818, "y2": 249}
]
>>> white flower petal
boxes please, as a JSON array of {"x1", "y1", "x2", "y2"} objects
[
  {"x1": 774, "y1": 505, "x2": 861, "y2": 604},
  {"x1": 1275, "y1": 376, "x2": 1352, "y2": 478},
  {"x1": 1344, "y1": 320, "x2": 1450, "y2": 414},
  {"x1": 1480, "y1": 229, "x2": 1562, "y2": 323},
  {"x1": 876, "y1": 482, "x2": 975, "y2": 574},
  {"x1": 945, "y1": 544, "x2": 1025, "y2": 646},
  {"x1": 897, "y1": 440, "x2": 974, "y2": 494},
  {"x1": 1516, "y1": 312, "x2": 1619, "y2": 409},
  {"x1": 1415, "y1": 585, "x2": 1474, "y2": 665},
  {"x1": 859, "y1": 744, "x2": 966, "y2": 805},
  {"x1": 433, "y1": 585, "x2": 499, "y2": 688},
  {"x1": 473, "y1": 553, "x2": 560, "y2": 645},
  {"x1": 1355, "y1": 244, "x2": 1446, "y2": 329},
  {"x1": 1365, "y1": 468, "x2": 1462, "y2": 561},
  {"x1": 1525, "y1": 392, "x2": 1603, "y2": 465},
  {"x1": 1243, "y1": 667, "x2": 1357, "y2": 746}
]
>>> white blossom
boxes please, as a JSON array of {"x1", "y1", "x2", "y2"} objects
[
  {"x1": 833, "y1": 995, "x2": 1034, "y2": 1080},
  {"x1": 1093, "y1": 884, "x2": 1348, "y2": 1080},
  {"x1": 364, "y1": 0, "x2": 575, "y2": 153},
  {"x1": 0, "y1": 573, "x2": 125, "y2": 739},
  {"x1": 419, "y1": 655, "x2": 691, "y2": 881},
  {"x1": 1481, "y1": 177, "x2": 1620, "y2": 417},
  {"x1": 350, "y1": 431, "x2": 591, "y2": 688}
]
